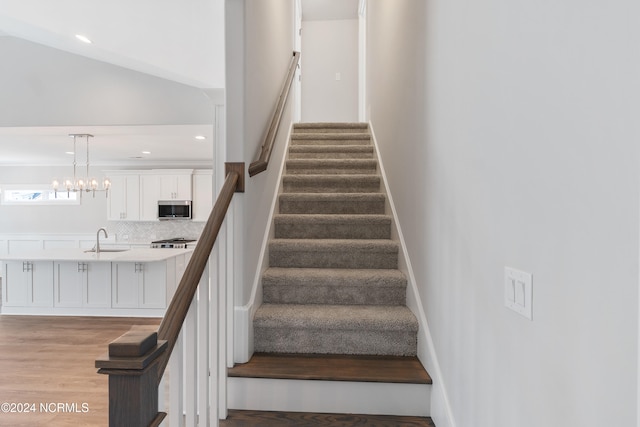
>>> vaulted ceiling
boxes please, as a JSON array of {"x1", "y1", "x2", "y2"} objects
[{"x1": 0, "y1": 0, "x2": 358, "y2": 167}]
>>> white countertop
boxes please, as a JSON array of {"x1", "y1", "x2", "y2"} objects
[{"x1": 0, "y1": 247, "x2": 193, "y2": 262}]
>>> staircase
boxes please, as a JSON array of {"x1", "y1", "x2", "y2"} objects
[{"x1": 228, "y1": 123, "x2": 432, "y2": 422}]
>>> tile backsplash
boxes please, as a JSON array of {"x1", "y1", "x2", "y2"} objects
[{"x1": 108, "y1": 221, "x2": 206, "y2": 243}]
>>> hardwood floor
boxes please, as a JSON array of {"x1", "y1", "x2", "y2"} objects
[
  {"x1": 0, "y1": 316, "x2": 435, "y2": 426},
  {"x1": 0, "y1": 315, "x2": 160, "y2": 427},
  {"x1": 221, "y1": 410, "x2": 436, "y2": 427},
  {"x1": 229, "y1": 353, "x2": 432, "y2": 384}
]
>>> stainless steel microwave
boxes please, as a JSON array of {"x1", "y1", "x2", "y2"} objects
[{"x1": 158, "y1": 200, "x2": 192, "y2": 220}]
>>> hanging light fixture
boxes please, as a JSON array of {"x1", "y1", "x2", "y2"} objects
[{"x1": 52, "y1": 134, "x2": 111, "y2": 198}]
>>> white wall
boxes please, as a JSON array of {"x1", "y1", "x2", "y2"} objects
[
  {"x1": 0, "y1": 37, "x2": 215, "y2": 127},
  {"x1": 0, "y1": 166, "x2": 106, "y2": 234},
  {"x1": 366, "y1": 1, "x2": 640, "y2": 427},
  {"x1": 226, "y1": 0, "x2": 295, "y2": 305},
  {"x1": 301, "y1": 19, "x2": 358, "y2": 122}
]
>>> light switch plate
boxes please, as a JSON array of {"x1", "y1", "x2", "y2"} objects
[{"x1": 504, "y1": 267, "x2": 533, "y2": 320}]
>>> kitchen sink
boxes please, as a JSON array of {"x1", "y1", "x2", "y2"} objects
[{"x1": 84, "y1": 248, "x2": 130, "y2": 253}]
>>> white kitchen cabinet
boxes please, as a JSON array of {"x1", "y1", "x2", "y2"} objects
[
  {"x1": 159, "y1": 174, "x2": 192, "y2": 200},
  {"x1": 108, "y1": 174, "x2": 140, "y2": 221},
  {"x1": 112, "y1": 261, "x2": 170, "y2": 309},
  {"x1": 192, "y1": 170, "x2": 213, "y2": 221},
  {"x1": 54, "y1": 262, "x2": 111, "y2": 308},
  {"x1": 140, "y1": 174, "x2": 160, "y2": 221},
  {"x1": 3, "y1": 261, "x2": 53, "y2": 307}
]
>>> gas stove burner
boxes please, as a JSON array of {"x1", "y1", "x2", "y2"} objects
[{"x1": 150, "y1": 237, "x2": 196, "y2": 248}]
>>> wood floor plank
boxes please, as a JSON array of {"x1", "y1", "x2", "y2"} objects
[
  {"x1": 0, "y1": 315, "x2": 160, "y2": 427},
  {"x1": 228, "y1": 353, "x2": 432, "y2": 384},
  {"x1": 221, "y1": 409, "x2": 436, "y2": 427}
]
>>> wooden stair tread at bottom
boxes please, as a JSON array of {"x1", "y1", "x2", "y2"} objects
[
  {"x1": 228, "y1": 353, "x2": 432, "y2": 384},
  {"x1": 221, "y1": 410, "x2": 435, "y2": 426}
]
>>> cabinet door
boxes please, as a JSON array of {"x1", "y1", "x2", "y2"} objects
[
  {"x1": 3, "y1": 261, "x2": 29, "y2": 306},
  {"x1": 108, "y1": 175, "x2": 127, "y2": 221},
  {"x1": 85, "y1": 263, "x2": 111, "y2": 307},
  {"x1": 111, "y1": 263, "x2": 139, "y2": 308},
  {"x1": 140, "y1": 175, "x2": 160, "y2": 221},
  {"x1": 159, "y1": 176, "x2": 177, "y2": 200},
  {"x1": 124, "y1": 175, "x2": 141, "y2": 221},
  {"x1": 175, "y1": 175, "x2": 192, "y2": 200},
  {"x1": 138, "y1": 262, "x2": 167, "y2": 309},
  {"x1": 159, "y1": 175, "x2": 192, "y2": 200},
  {"x1": 108, "y1": 175, "x2": 140, "y2": 221},
  {"x1": 55, "y1": 262, "x2": 84, "y2": 307},
  {"x1": 192, "y1": 171, "x2": 213, "y2": 221},
  {"x1": 29, "y1": 261, "x2": 54, "y2": 307}
]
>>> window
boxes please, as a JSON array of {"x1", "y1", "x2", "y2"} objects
[{"x1": 0, "y1": 185, "x2": 79, "y2": 205}]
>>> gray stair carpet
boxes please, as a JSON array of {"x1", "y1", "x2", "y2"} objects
[{"x1": 254, "y1": 122, "x2": 418, "y2": 357}]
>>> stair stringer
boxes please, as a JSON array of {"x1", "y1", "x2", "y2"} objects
[
  {"x1": 369, "y1": 123, "x2": 457, "y2": 427},
  {"x1": 233, "y1": 123, "x2": 293, "y2": 364}
]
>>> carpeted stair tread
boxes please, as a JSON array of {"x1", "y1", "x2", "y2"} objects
[
  {"x1": 283, "y1": 174, "x2": 380, "y2": 193},
  {"x1": 254, "y1": 304, "x2": 418, "y2": 355},
  {"x1": 279, "y1": 193, "x2": 386, "y2": 214},
  {"x1": 274, "y1": 214, "x2": 391, "y2": 239},
  {"x1": 288, "y1": 145, "x2": 374, "y2": 159},
  {"x1": 286, "y1": 159, "x2": 378, "y2": 174},
  {"x1": 263, "y1": 267, "x2": 407, "y2": 305},
  {"x1": 269, "y1": 239, "x2": 399, "y2": 269}
]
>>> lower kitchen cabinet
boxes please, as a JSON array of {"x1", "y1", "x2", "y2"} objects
[
  {"x1": 1, "y1": 251, "x2": 187, "y2": 316},
  {"x1": 3, "y1": 261, "x2": 54, "y2": 307},
  {"x1": 54, "y1": 262, "x2": 111, "y2": 308},
  {"x1": 112, "y1": 260, "x2": 174, "y2": 309}
]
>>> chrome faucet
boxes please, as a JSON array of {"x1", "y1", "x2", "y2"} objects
[{"x1": 96, "y1": 227, "x2": 108, "y2": 253}]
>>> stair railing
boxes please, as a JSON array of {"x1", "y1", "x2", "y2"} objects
[
  {"x1": 248, "y1": 51, "x2": 301, "y2": 177},
  {"x1": 95, "y1": 163, "x2": 245, "y2": 427}
]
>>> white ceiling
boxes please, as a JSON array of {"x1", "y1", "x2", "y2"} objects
[
  {"x1": 0, "y1": 1, "x2": 221, "y2": 167},
  {"x1": 0, "y1": 0, "x2": 358, "y2": 167},
  {"x1": 0, "y1": 124, "x2": 214, "y2": 167}
]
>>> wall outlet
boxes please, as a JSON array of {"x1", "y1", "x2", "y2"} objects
[{"x1": 504, "y1": 267, "x2": 533, "y2": 320}]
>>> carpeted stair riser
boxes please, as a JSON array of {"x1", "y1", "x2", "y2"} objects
[
  {"x1": 269, "y1": 239, "x2": 399, "y2": 269},
  {"x1": 288, "y1": 145, "x2": 374, "y2": 159},
  {"x1": 278, "y1": 193, "x2": 386, "y2": 215},
  {"x1": 291, "y1": 133, "x2": 371, "y2": 146},
  {"x1": 274, "y1": 214, "x2": 391, "y2": 239},
  {"x1": 283, "y1": 175, "x2": 380, "y2": 193},
  {"x1": 286, "y1": 159, "x2": 378, "y2": 175},
  {"x1": 293, "y1": 122, "x2": 369, "y2": 134},
  {"x1": 262, "y1": 268, "x2": 407, "y2": 306},
  {"x1": 254, "y1": 304, "x2": 418, "y2": 356}
]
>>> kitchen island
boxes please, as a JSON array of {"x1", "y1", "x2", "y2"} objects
[{"x1": 1, "y1": 248, "x2": 193, "y2": 317}]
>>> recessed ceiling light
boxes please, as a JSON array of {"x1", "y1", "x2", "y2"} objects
[
  {"x1": 194, "y1": 135, "x2": 206, "y2": 140},
  {"x1": 75, "y1": 34, "x2": 92, "y2": 44},
  {"x1": 142, "y1": 151, "x2": 151, "y2": 155},
  {"x1": 65, "y1": 151, "x2": 74, "y2": 155}
]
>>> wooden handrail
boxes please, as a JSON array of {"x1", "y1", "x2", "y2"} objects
[
  {"x1": 96, "y1": 163, "x2": 244, "y2": 427},
  {"x1": 248, "y1": 51, "x2": 301, "y2": 177}
]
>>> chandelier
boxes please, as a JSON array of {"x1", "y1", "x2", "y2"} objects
[{"x1": 52, "y1": 134, "x2": 111, "y2": 198}]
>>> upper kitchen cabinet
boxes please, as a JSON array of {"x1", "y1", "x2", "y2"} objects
[
  {"x1": 159, "y1": 173, "x2": 192, "y2": 200},
  {"x1": 108, "y1": 174, "x2": 140, "y2": 221},
  {"x1": 192, "y1": 170, "x2": 214, "y2": 221}
]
